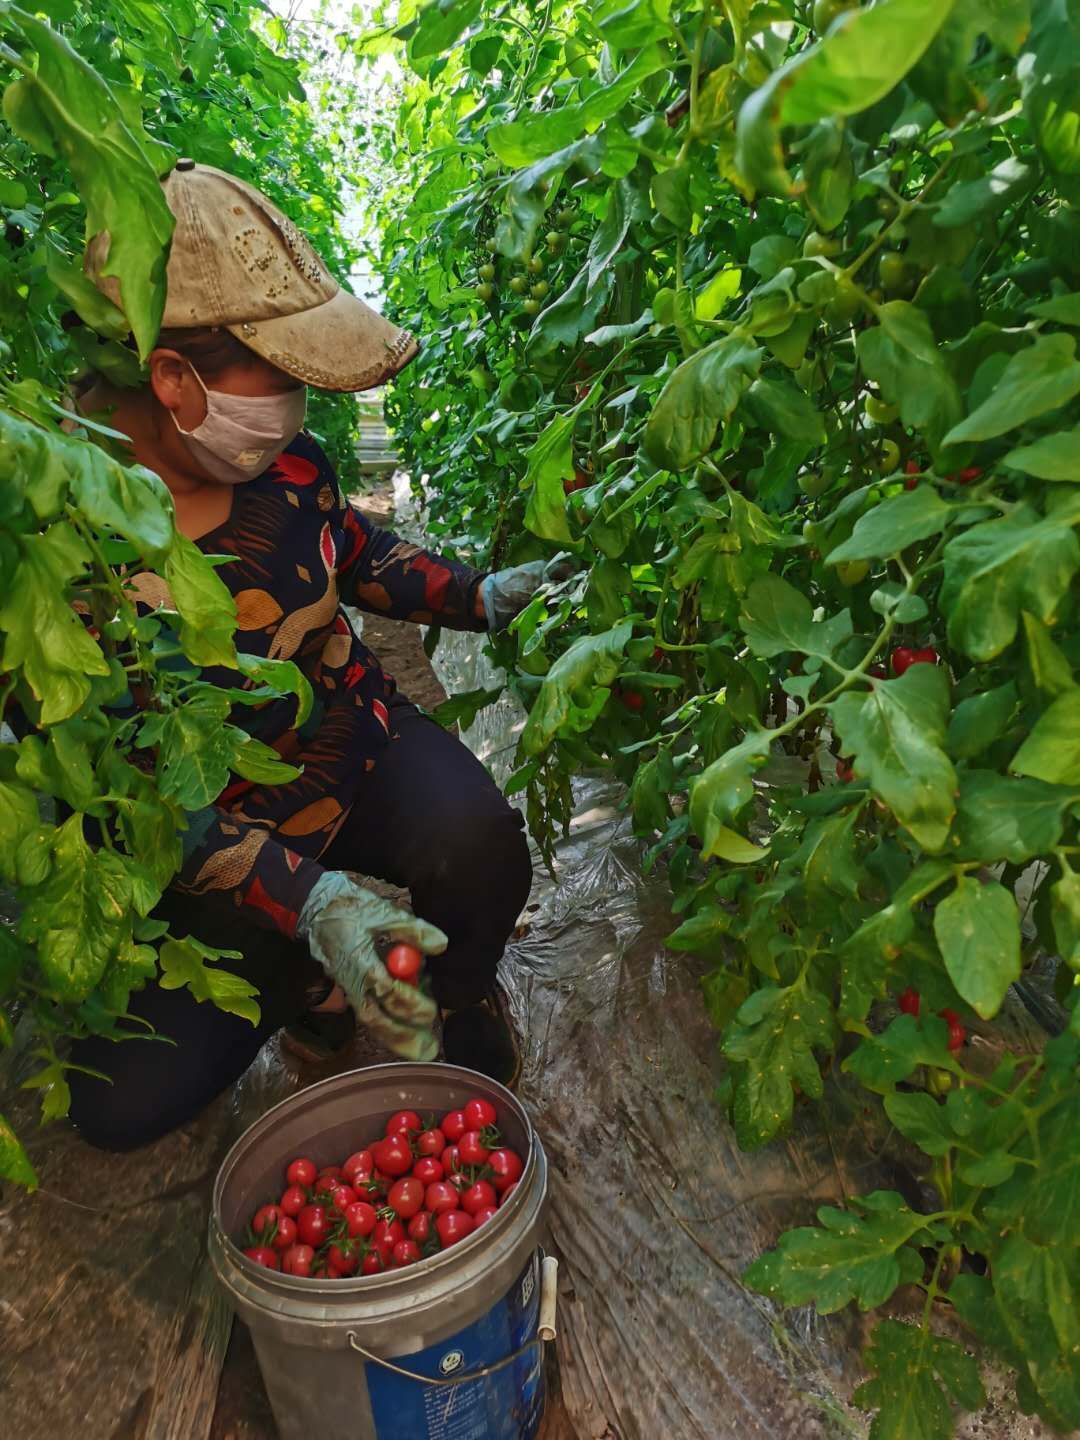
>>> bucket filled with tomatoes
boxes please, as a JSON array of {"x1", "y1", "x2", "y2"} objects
[{"x1": 209, "y1": 1063, "x2": 549, "y2": 1440}]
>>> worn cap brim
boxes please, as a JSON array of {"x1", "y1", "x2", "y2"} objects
[{"x1": 225, "y1": 284, "x2": 420, "y2": 393}]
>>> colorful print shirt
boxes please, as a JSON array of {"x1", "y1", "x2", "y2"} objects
[{"x1": 135, "y1": 431, "x2": 488, "y2": 938}]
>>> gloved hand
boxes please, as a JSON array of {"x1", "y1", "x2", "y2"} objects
[
  {"x1": 480, "y1": 555, "x2": 576, "y2": 631},
  {"x1": 296, "y1": 872, "x2": 447, "y2": 1061}
]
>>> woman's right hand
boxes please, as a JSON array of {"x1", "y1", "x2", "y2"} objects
[{"x1": 296, "y1": 872, "x2": 446, "y2": 1060}]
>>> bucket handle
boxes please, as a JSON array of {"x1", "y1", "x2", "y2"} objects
[{"x1": 346, "y1": 1254, "x2": 559, "y2": 1389}]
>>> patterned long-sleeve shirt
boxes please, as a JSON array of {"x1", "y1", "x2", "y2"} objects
[{"x1": 133, "y1": 431, "x2": 488, "y2": 938}]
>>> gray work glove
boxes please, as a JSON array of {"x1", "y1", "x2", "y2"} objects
[
  {"x1": 480, "y1": 555, "x2": 575, "y2": 631},
  {"x1": 296, "y1": 872, "x2": 447, "y2": 1061}
]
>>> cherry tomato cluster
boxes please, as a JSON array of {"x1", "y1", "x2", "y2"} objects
[
  {"x1": 897, "y1": 986, "x2": 966, "y2": 1053},
  {"x1": 240, "y1": 1096, "x2": 524, "y2": 1278}
]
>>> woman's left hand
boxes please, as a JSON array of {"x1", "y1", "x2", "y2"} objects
[{"x1": 479, "y1": 555, "x2": 575, "y2": 630}]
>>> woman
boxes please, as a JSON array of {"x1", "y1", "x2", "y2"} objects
[{"x1": 65, "y1": 160, "x2": 550, "y2": 1150}]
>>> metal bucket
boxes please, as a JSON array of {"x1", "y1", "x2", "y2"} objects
[{"x1": 209, "y1": 1063, "x2": 550, "y2": 1440}]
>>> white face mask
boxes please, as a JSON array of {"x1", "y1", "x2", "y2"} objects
[{"x1": 171, "y1": 364, "x2": 307, "y2": 485}]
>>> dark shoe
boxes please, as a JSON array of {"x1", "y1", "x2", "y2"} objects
[
  {"x1": 280, "y1": 1007, "x2": 356, "y2": 1064},
  {"x1": 441, "y1": 988, "x2": 522, "y2": 1089}
]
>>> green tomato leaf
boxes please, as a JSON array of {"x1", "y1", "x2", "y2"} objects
[
  {"x1": 1003, "y1": 426, "x2": 1080, "y2": 480},
  {"x1": 856, "y1": 302, "x2": 963, "y2": 454},
  {"x1": 523, "y1": 411, "x2": 576, "y2": 544},
  {"x1": 853, "y1": 1318, "x2": 985, "y2": 1440},
  {"x1": 734, "y1": 0, "x2": 956, "y2": 197},
  {"x1": 945, "y1": 681, "x2": 1017, "y2": 759},
  {"x1": 164, "y1": 533, "x2": 238, "y2": 669},
  {"x1": 742, "y1": 377, "x2": 827, "y2": 447},
  {"x1": 1010, "y1": 688, "x2": 1080, "y2": 784},
  {"x1": 884, "y1": 1091, "x2": 954, "y2": 1157},
  {"x1": 520, "y1": 621, "x2": 633, "y2": 756},
  {"x1": 1051, "y1": 870, "x2": 1080, "y2": 970},
  {"x1": 0, "y1": 779, "x2": 42, "y2": 885},
  {"x1": 667, "y1": 903, "x2": 731, "y2": 954},
  {"x1": 940, "y1": 505, "x2": 1080, "y2": 662},
  {"x1": 724, "y1": 981, "x2": 836, "y2": 1149},
  {"x1": 0, "y1": 1112, "x2": 37, "y2": 1189},
  {"x1": 642, "y1": 334, "x2": 764, "y2": 472},
  {"x1": 830, "y1": 665, "x2": 957, "y2": 852},
  {"x1": 430, "y1": 685, "x2": 504, "y2": 730},
  {"x1": 951, "y1": 770, "x2": 1077, "y2": 863},
  {"x1": 689, "y1": 731, "x2": 773, "y2": 856},
  {"x1": 745, "y1": 1193, "x2": 938, "y2": 1315},
  {"x1": 944, "y1": 333, "x2": 1080, "y2": 444},
  {"x1": 843, "y1": 1014, "x2": 955, "y2": 1094},
  {"x1": 739, "y1": 573, "x2": 852, "y2": 664},
  {"x1": 827, "y1": 486, "x2": 953, "y2": 564},
  {"x1": 4, "y1": 9, "x2": 174, "y2": 357},
  {"x1": 933, "y1": 876, "x2": 1021, "y2": 1018},
  {"x1": 158, "y1": 934, "x2": 260, "y2": 1025}
]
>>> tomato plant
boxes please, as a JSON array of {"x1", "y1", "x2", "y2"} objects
[{"x1": 357, "y1": 0, "x2": 1080, "y2": 1433}]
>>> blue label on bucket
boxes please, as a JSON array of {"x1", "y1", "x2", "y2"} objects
[{"x1": 365, "y1": 1253, "x2": 544, "y2": 1440}]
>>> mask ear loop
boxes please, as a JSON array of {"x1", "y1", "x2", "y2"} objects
[{"x1": 170, "y1": 361, "x2": 211, "y2": 438}]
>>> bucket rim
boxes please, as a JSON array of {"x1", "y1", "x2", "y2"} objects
[{"x1": 211, "y1": 1061, "x2": 540, "y2": 1295}]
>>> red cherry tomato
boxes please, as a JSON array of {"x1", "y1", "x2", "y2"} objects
[
  {"x1": 316, "y1": 1166, "x2": 343, "y2": 1185},
  {"x1": 940, "y1": 1008, "x2": 966, "y2": 1052},
  {"x1": 244, "y1": 1246, "x2": 280, "y2": 1270},
  {"x1": 271, "y1": 1215, "x2": 298, "y2": 1251},
  {"x1": 279, "y1": 1184, "x2": 307, "y2": 1218},
  {"x1": 344, "y1": 1201, "x2": 378, "y2": 1238},
  {"x1": 499, "y1": 1182, "x2": 519, "y2": 1207},
  {"x1": 473, "y1": 1206, "x2": 498, "y2": 1227},
  {"x1": 296, "y1": 1204, "x2": 331, "y2": 1249},
  {"x1": 869, "y1": 665, "x2": 888, "y2": 680},
  {"x1": 443, "y1": 1145, "x2": 463, "y2": 1174},
  {"x1": 373, "y1": 1217, "x2": 405, "y2": 1251},
  {"x1": 459, "y1": 1131, "x2": 490, "y2": 1166},
  {"x1": 372, "y1": 1134, "x2": 414, "y2": 1177},
  {"x1": 903, "y1": 460, "x2": 920, "y2": 475},
  {"x1": 328, "y1": 1243, "x2": 358, "y2": 1276},
  {"x1": 361, "y1": 1250, "x2": 384, "y2": 1276},
  {"x1": 617, "y1": 686, "x2": 645, "y2": 712},
  {"x1": 386, "y1": 943, "x2": 424, "y2": 986},
  {"x1": 329, "y1": 1184, "x2": 358, "y2": 1214},
  {"x1": 416, "y1": 1127, "x2": 446, "y2": 1158},
  {"x1": 425, "y1": 1181, "x2": 461, "y2": 1216},
  {"x1": 285, "y1": 1157, "x2": 316, "y2": 1188},
  {"x1": 392, "y1": 1240, "x2": 422, "y2": 1268},
  {"x1": 488, "y1": 1149, "x2": 524, "y2": 1193},
  {"x1": 342, "y1": 1149, "x2": 375, "y2": 1184},
  {"x1": 436, "y1": 1210, "x2": 476, "y2": 1248},
  {"x1": 836, "y1": 759, "x2": 855, "y2": 783},
  {"x1": 891, "y1": 646, "x2": 938, "y2": 677},
  {"x1": 441, "y1": 1110, "x2": 467, "y2": 1142},
  {"x1": 281, "y1": 1243, "x2": 315, "y2": 1277},
  {"x1": 388, "y1": 1176, "x2": 425, "y2": 1220},
  {"x1": 899, "y1": 986, "x2": 921, "y2": 1017},
  {"x1": 462, "y1": 1180, "x2": 498, "y2": 1216},
  {"x1": 252, "y1": 1204, "x2": 281, "y2": 1238},
  {"x1": 385, "y1": 1109, "x2": 423, "y2": 1137},
  {"x1": 408, "y1": 1211, "x2": 434, "y2": 1243},
  {"x1": 412, "y1": 1156, "x2": 444, "y2": 1186},
  {"x1": 957, "y1": 466, "x2": 982, "y2": 484},
  {"x1": 463, "y1": 1097, "x2": 497, "y2": 1131}
]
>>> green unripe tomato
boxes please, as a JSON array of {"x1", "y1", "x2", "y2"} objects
[
  {"x1": 484, "y1": 237, "x2": 499, "y2": 252},
  {"x1": 527, "y1": 255, "x2": 545, "y2": 274},
  {"x1": 522, "y1": 297, "x2": 541, "y2": 315},
  {"x1": 879, "y1": 438, "x2": 901, "y2": 474},
  {"x1": 798, "y1": 470, "x2": 832, "y2": 499},
  {"x1": 927, "y1": 1068, "x2": 953, "y2": 1096},
  {"x1": 555, "y1": 207, "x2": 575, "y2": 229},
  {"x1": 509, "y1": 275, "x2": 527, "y2": 294},
  {"x1": 474, "y1": 282, "x2": 494, "y2": 302},
  {"x1": 803, "y1": 230, "x2": 841, "y2": 259},
  {"x1": 545, "y1": 230, "x2": 561, "y2": 249},
  {"x1": 824, "y1": 281, "x2": 861, "y2": 327},
  {"x1": 879, "y1": 251, "x2": 912, "y2": 297},
  {"x1": 865, "y1": 394, "x2": 899, "y2": 425},
  {"x1": 530, "y1": 279, "x2": 549, "y2": 299},
  {"x1": 836, "y1": 559, "x2": 871, "y2": 587},
  {"x1": 478, "y1": 262, "x2": 495, "y2": 282},
  {"x1": 813, "y1": 0, "x2": 853, "y2": 32}
]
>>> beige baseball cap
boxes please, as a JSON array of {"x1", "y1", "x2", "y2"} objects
[{"x1": 85, "y1": 159, "x2": 419, "y2": 392}]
